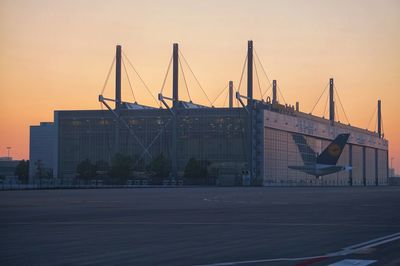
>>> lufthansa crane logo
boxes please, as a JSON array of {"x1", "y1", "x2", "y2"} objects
[{"x1": 328, "y1": 143, "x2": 341, "y2": 156}]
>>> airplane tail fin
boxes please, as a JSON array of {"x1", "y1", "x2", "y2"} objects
[
  {"x1": 317, "y1": 133, "x2": 350, "y2": 165},
  {"x1": 291, "y1": 133, "x2": 317, "y2": 165}
]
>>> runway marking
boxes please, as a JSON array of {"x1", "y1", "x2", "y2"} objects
[
  {"x1": 328, "y1": 259, "x2": 376, "y2": 266},
  {"x1": 194, "y1": 232, "x2": 400, "y2": 266},
  {"x1": 341, "y1": 232, "x2": 400, "y2": 251},
  {"x1": 203, "y1": 198, "x2": 260, "y2": 204},
  {"x1": 3, "y1": 221, "x2": 400, "y2": 228},
  {"x1": 203, "y1": 198, "x2": 292, "y2": 205}
]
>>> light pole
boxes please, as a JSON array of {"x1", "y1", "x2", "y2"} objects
[{"x1": 6, "y1": 147, "x2": 11, "y2": 159}]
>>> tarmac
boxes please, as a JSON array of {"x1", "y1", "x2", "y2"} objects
[{"x1": 1, "y1": 186, "x2": 399, "y2": 265}]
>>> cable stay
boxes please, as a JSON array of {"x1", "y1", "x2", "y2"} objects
[
  {"x1": 310, "y1": 82, "x2": 329, "y2": 115},
  {"x1": 160, "y1": 55, "x2": 173, "y2": 95},
  {"x1": 158, "y1": 49, "x2": 209, "y2": 113},
  {"x1": 366, "y1": 105, "x2": 377, "y2": 131},
  {"x1": 122, "y1": 51, "x2": 159, "y2": 106},
  {"x1": 336, "y1": 103, "x2": 341, "y2": 123},
  {"x1": 322, "y1": 91, "x2": 329, "y2": 119},
  {"x1": 334, "y1": 84, "x2": 351, "y2": 125},
  {"x1": 236, "y1": 54, "x2": 248, "y2": 93},
  {"x1": 261, "y1": 83, "x2": 272, "y2": 99},
  {"x1": 254, "y1": 48, "x2": 289, "y2": 104},
  {"x1": 253, "y1": 59, "x2": 263, "y2": 100},
  {"x1": 100, "y1": 55, "x2": 116, "y2": 96},
  {"x1": 121, "y1": 57, "x2": 136, "y2": 103},
  {"x1": 254, "y1": 49, "x2": 273, "y2": 101},
  {"x1": 277, "y1": 85, "x2": 287, "y2": 105},
  {"x1": 157, "y1": 55, "x2": 173, "y2": 110},
  {"x1": 234, "y1": 54, "x2": 250, "y2": 112},
  {"x1": 222, "y1": 89, "x2": 229, "y2": 107},
  {"x1": 178, "y1": 50, "x2": 213, "y2": 106},
  {"x1": 211, "y1": 84, "x2": 229, "y2": 107},
  {"x1": 178, "y1": 56, "x2": 192, "y2": 102},
  {"x1": 254, "y1": 49, "x2": 273, "y2": 87}
]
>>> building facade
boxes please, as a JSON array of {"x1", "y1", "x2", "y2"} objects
[
  {"x1": 29, "y1": 122, "x2": 56, "y2": 183},
  {"x1": 53, "y1": 103, "x2": 388, "y2": 186}
]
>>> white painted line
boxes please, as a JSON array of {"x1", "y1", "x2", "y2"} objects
[
  {"x1": 5, "y1": 221, "x2": 399, "y2": 227},
  {"x1": 328, "y1": 259, "x2": 377, "y2": 266},
  {"x1": 195, "y1": 232, "x2": 400, "y2": 266},
  {"x1": 345, "y1": 234, "x2": 400, "y2": 254},
  {"x1": 194, "y1": 255, "x2": 327, "y2": 266},
  {"x1": 342, "y1": 232, "x2": 400, "y2": 250}
]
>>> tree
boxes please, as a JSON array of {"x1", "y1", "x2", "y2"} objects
[
  {"x1": 146, "y1": 153, "x2": 171, "y2": 185},
  {"x1": 131, "y1": 154, "x2": 146, "y2": 172},
  {"x1": 95, "y1": 160, "x2": 109, "y2": 181},
  {"x1": 15, "y1": 160, "x2": 29, "y2": 184},
  {"x1": 109, "y1": 153, "x2": 133, "y2": 184},
  {"x1": 183, "y1": 158, "x2": 208, "y2": 185},
  {"x1": 76, "y1": 159, "x2": 96, "y2": 184},
  {"x1": 34, "y1": 160, "x2": 46, "y2": 180}
]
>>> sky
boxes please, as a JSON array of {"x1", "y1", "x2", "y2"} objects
[{"x1": 0, "y1": 0, "x2": 399, "y2": 173}]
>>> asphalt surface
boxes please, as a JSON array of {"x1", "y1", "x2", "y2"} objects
[{"x1": 1, "y1": 186, "x2": 400, "y2": 266}]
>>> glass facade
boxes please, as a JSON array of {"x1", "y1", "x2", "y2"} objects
[{"x1": 57, "y1": 108, "x2": 247, "y2": 180}]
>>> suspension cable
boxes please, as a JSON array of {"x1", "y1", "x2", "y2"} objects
[
  {"x1": 211, "y1": 84, "x2": 229, "y2": 106},
  {"x1": 178, "y1": 50, "x2": 212, "y2": 106},
  {"x1": 277, "y1": 86, "x2": 287, "y2": 105},
  {"x1": 334, "y1": 85, "x2": 350, "y2": 124},
  {"x1": 222, "y1": 89, "x2": 229, "y2": 107},
  {"x1": 323, "y1": 91, "x2": 329, "y2": 118},
  {"x1": 254, "y1": 49, "x2": 272, "y2": 87},
  {"x1": 178, "y1": 57, "x2": 192, "y2": 102},
  {"x1": 261, "y1": 83, "x2": 272, "y2": 99},
  {"x1": 336, "y1": 102, "x2": 341, "y2": 122},
  {"x1": 254, "y1": 59, "x2": 263, "y2": 100},
  {"x1": 310, "y1": 82, "x2": 329, "y2": 114},
  {"x1": 122, "y1": 57, "x2": 137, "y2": 103},
  {"x1": 122, "y1": 51, "x2": 158, "y2": 105},
  {"x1": 100, "y1": 55, "x2": 116, "y2": 95},
  {"x1": 160, "y1": 54, "x2": 173, "y2": 95},
  {"x1": 366, "y1": 106, "x2": 377, "y2": 130},
  {"x1": 237, "y1": 54, "x2": 248, "y2": 93}
]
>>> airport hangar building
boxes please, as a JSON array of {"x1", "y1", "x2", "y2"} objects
[{"x1": 34, "y1": 41, "x2": 388, "y2": 186}]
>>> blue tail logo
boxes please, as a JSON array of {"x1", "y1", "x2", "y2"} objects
[{"x1": 317, "y1": 133, "x2": 350, "y2": 165}]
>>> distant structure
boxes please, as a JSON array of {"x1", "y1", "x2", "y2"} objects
[
  {"x1": 389, "y1": 168, "x2": 395, "y2": 178},
  {"x1": 0, "y1": 157, "x2": 19, "y2": 183},
  {"x1": 29, "y1": 122, "x2": 56, "y2": 183},
  {"x1": 31, "y1": 41, "x2": 389, "y2": 186}
]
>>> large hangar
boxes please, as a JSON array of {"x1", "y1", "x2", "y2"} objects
[{"x1": 50, "y1": 41, "x2": 388, "y2": 186}]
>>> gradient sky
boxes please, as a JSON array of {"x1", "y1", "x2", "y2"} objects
[{"x1": 0, "y1": 0, "x2": 399, "y2": 172}]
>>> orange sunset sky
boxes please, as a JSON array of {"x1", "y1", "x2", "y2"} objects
[{"x1": 0, "y1": 0, "x2": 399, "y2": 173}]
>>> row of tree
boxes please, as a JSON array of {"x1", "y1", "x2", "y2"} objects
[
  {"x1": 13, "y1": 160, "x2": 53, "y2": 184},
  {"x1": 76, "y1": 153, "x2": 171, "y2": 185},
  {"x1": 76, "y1": 153, "x2": 212, "y2": 185},
  {"x1": 7, "y1": 155, "x2": 212, "y2": 185}
]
